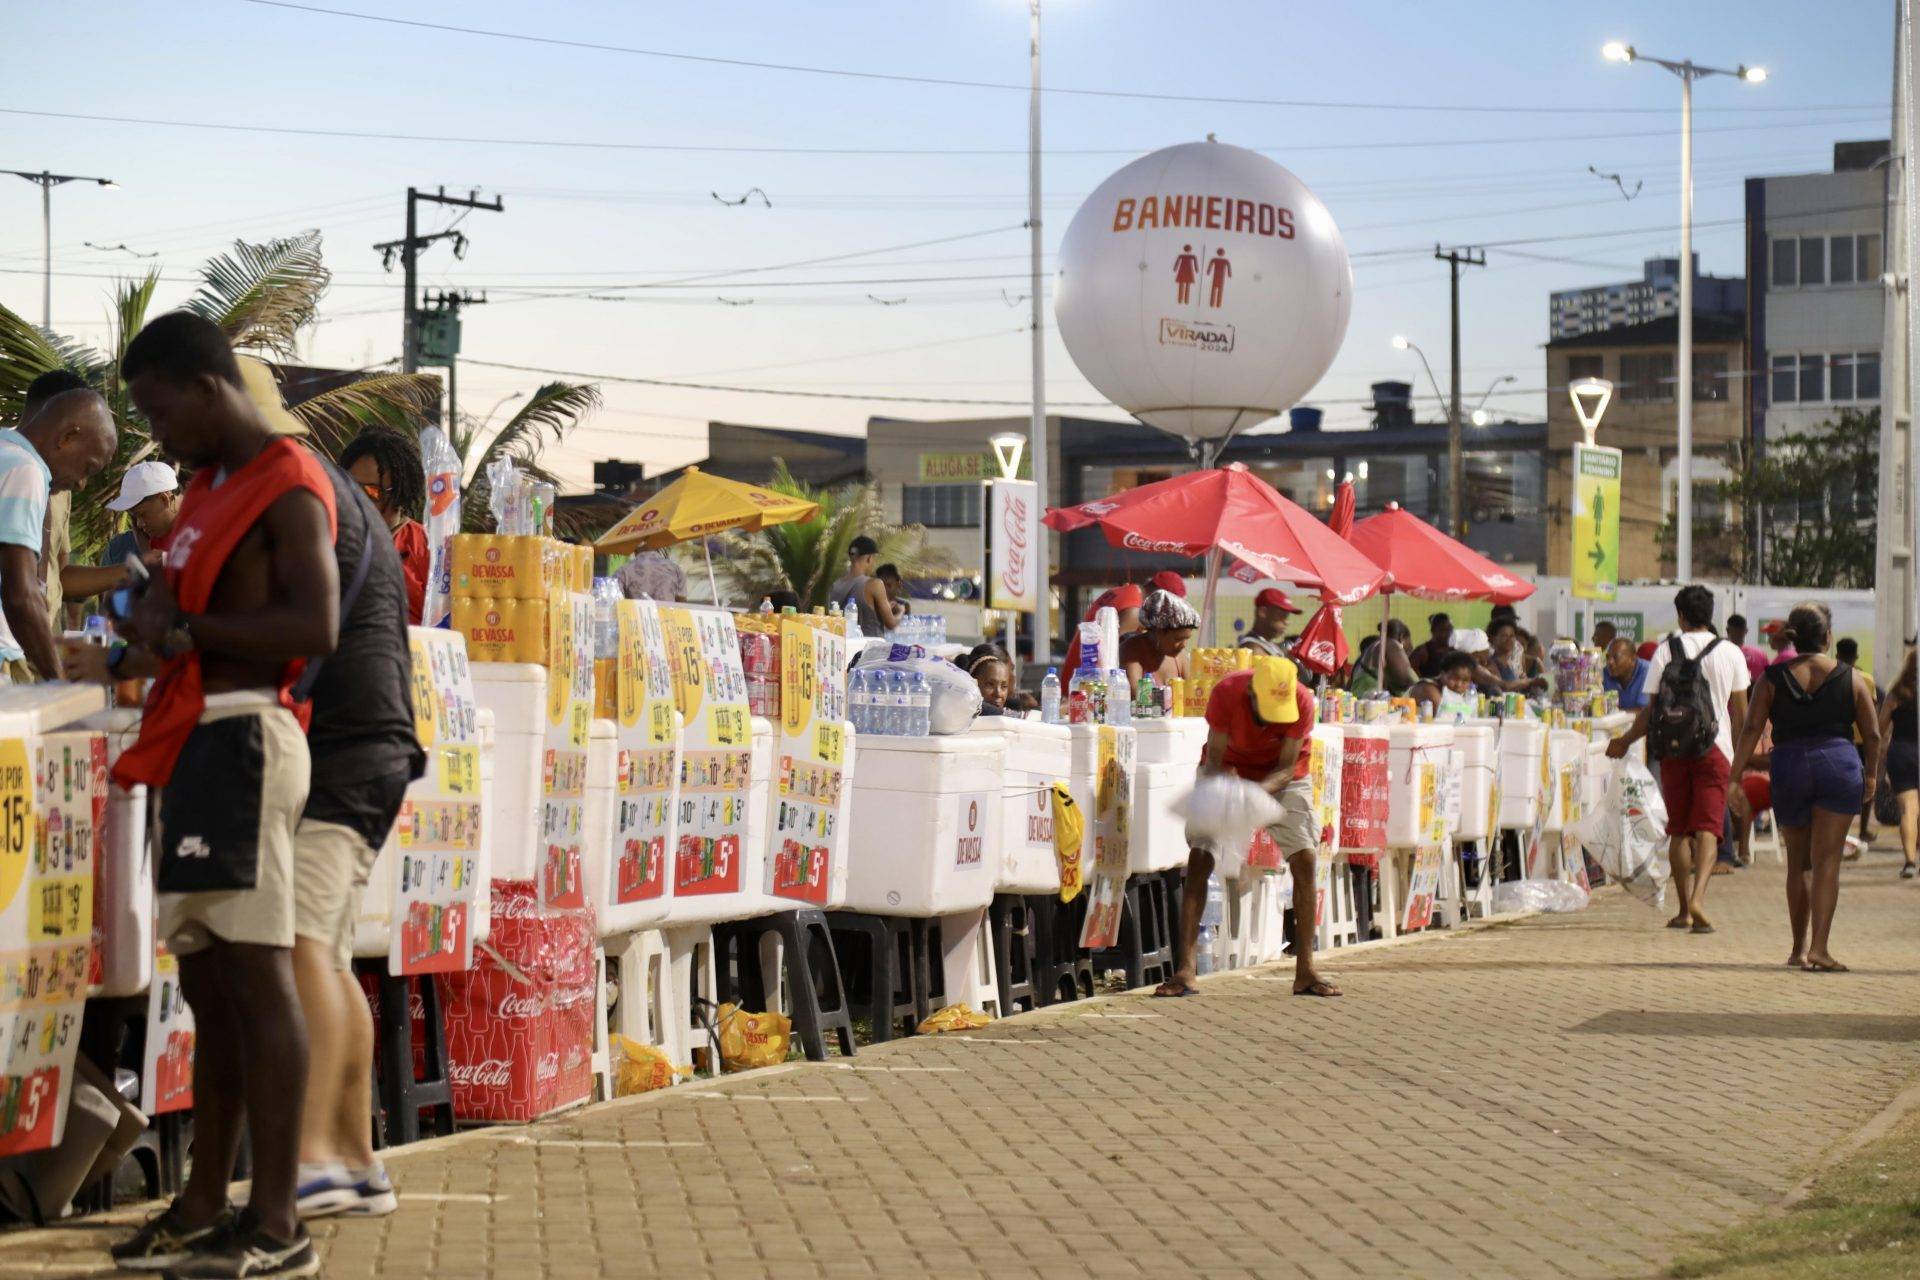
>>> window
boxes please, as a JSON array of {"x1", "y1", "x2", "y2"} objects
[
  {"x1": 1567, "y1": 355, "x2": 1604, "y2": 382},
  {"x1": 1798, "y1": 237, "x2": 1825, "y2": 286},
  {"x1": 1771, "y1": 354, "x2": 1798, "y2": 404},
  {"x1": 1799, "y1": 353, "x2": 1826, "y2": 403},
  {"x1": 1832, "y1": 354, "x2": 1855, "y2": 402},
  {"x1": 1857, "y1": 351, "x2": 1881, "y2": 400},
  {"x1": 1621, "y1": 352, "x2": 1674, "y2": 403},
  {"x1": 1771, "y1": 237, "x2": 1798, "y2": 287},
  {"x1": 1858, "y1": 233, "x2": 1883, "y2": 281},
  {"x1": 900, "y1": 484, "x2": 981, "y2": 528},
  {"x1": 1831, "y1": 235, "x2": 1856, "y2": 285},
  {"x1": 1693, "y1": 351, "x2": 1730, "y2": 401}
]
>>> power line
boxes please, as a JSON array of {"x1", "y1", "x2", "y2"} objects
[
  {"x1": 2, "y1": 104, "x2": 1884, "y2": 158},
  {"x1": 236, "y1": 2, "x2": 1880, "y2": 116}
]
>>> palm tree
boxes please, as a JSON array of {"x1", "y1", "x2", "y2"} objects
[
  {"x1": 712, "y1": 460, "x2": 948, "y2": 609},
  {"x1": 446, "y1": 379, "x2": 620, "y2": 539}
]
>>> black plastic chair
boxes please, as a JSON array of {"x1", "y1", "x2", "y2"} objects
[
  {"x1": 827, "y1": 912, "x2": 929, "y2": 1043},
  {"x1": 715, "y1": 910, "x2": 856, "y2": 1061}
]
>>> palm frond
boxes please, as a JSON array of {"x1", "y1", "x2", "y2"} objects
[
  {"x1": 109, "y1": 271, "x2": 161, "y2": 371},
  {"x1": 449, "y1": 381, "x2": 602, "y2": 533},
  {"x1": 0, "y1": 302, "x2": 74, "y2": 418},
  {"x1": 289, "y1": 371, "x2": 441, "y2": 457},
  {"x1": 184, "y1": 231, "x2": 329, "y2": 356}
]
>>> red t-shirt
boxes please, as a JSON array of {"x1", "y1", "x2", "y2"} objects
[
  {"x1": 393, "y1": 519, "x2": 429, "y2": 626},
  {"x1": 1203, "y1": 669, "x2": 1314, "y2": 783}
]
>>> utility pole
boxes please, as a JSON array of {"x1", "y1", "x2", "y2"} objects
[
  {"x1": 4, "y1": 169, "x2": 117, "y2": 329},
  {"x1": 421, "y1": 289, "x2": 487, "y2": 429},
  {"x1": 1026, "y1": 0, "x2": 1051, "y2": 665},
  {"x1": 1434, "y1": 245, "x2": 1485, "y2": 539},
  {"x1": 374, "y1": 186, "x2": 503, "y2": 372}
]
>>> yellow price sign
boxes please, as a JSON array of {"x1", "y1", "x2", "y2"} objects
[
  {"x1": 659, "y1": 608, "x2": 706, "y2": 721},
  {"x1": 0, "y1": 739, "x2": 29, "y2": 916},
  {"x1": 814, "y1": 720, "x2": 844, "y2": 767},
  {"x1": 437, "y1": 745, "x2": 479, "y2": 796},
  {"x1": 615, "y1": 604, "x2": 641, "y2": 730},
  {"x1": 408, "y1": 636, "x2": 439, "y2": 750},
  {"x1": 709, "y1": 704, "x2": 748, "y2": 748},
  {"x1": 647, "y1": 701, "x2": 675, "y2": 746},
  {"x1": 570, "y1": 700, "x2": 590, "y2": 750},
  {"x1": 546, "y1": 594, "x2": 571, "y2": 727},
  {"x1": 780, "y1": 617, "x2": 816, "y2": 740},
  {"x1": 29, "y1": 873, "x2": 89, "y2": 943}
]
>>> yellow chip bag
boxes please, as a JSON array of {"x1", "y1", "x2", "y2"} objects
[{"x1": 1051, "y1": 781, "x2": 1085, "y2": 902}]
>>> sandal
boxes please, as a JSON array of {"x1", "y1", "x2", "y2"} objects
[{"x1": 1292, "y1": 978, "x2": 1343, "y2": 998}]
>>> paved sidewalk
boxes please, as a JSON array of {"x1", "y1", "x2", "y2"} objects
[{"x1": 6, "y1": 853, "x2": 1919, "y2": 1279}]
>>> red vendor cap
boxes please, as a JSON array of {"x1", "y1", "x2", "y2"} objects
[
  {"x1": 1149, "y1": 571, "x2": 1188, "y2": 597},
  {"x1": 1254, "y1": 587, "x2": 1302, "y2": 614}
]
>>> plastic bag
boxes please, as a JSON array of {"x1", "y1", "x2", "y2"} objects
[
  {"x1": 1574, "y1": 758, "x2": 1671, "y2": 909},
  {"x1": 1051, "y1": 782, "x2": 1085, "y2": 901},
  {"x1": 851, "y1": 649, "x2": 982, "y2": 734},
  {"x1": 716, "y1": 1004, "x2": 792, "y2": 1072},
  {"x1": 609, "y1": 1033, "x2": 683, "y2": 1096},
  {"x1": 1491, "y1": 879, "x2": 1591, "y2": 914},
  {"x1": 917, "y1": 1004, "x2": 994, "y2": 1034},
  {"x1": 418, "y1": 426, "x2": 463, "y2": 628},
  {"x1": 1174, "y1": 774, "x2": 1285, "y2": 881}
]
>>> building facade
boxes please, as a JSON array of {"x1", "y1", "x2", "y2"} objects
[
  {"x1": 1549, "y1": 254, "x2": 1744, "y2": 341},
  {"x1": 1543, "y1": 312, "x2": 1748, "y2": 582},
  {"x1": 1743, "y1": 140, "x2": 1891, "y2": 444}
]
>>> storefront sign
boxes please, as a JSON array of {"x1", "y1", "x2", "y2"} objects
[
  {"x1": 986, "y1": 479, "x2": 1040, "y2": 613},
  {"x1": 390, "y1": 628, "x2": 485, "y2": 974},
  {"x1": 770, "y1": 616, "x2": 848, "y2": 904},
  {"x1": 0, "y1": 732, "x2": 101, "y2": 1157},
  {"x1": 918, "y1": 451, "x2": 1030, "y2": 482},
  {"x1": 612, "y1": 599, "x2": 679, "y2": 905},
  {"x1": 664, "y1": 607, "x2": 754, "y2": 896},
  {"x1": 1572, "y1": 443, "x2": 1623, "y2": 601}
]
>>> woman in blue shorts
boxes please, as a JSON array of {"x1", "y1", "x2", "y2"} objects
[{"x1": 1730, "y1": 604, "x2": 1882, "y2": 972}]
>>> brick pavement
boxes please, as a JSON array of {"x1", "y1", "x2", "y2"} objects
[{"x1": 4, "y1": 851, "x2": 1918, "y2": 1279}]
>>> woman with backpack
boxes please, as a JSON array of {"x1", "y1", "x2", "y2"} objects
[
  {"x1": 1875, "y1": 648, "x2": 1918, "y2": 879},
  {"x1": 1728, "y1": 604, "x2": 1882, "y2": 972}
]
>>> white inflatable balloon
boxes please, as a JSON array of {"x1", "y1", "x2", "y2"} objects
[{"x1": 1054, "y1": 140, "x2": 1352, "y2": 443}]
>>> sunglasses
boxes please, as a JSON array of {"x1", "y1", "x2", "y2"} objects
[{"x1": 360, "y1": 482, "x2": 385, "y2": 504}]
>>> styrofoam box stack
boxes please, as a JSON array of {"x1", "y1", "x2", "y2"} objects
[
  {"x1": 1450, "y1": 725, "x2": 1497, "y2": 842},
  {"x1": 1386, "y1": 722, "x2": 1456, "y2": 848},
  {"x1": 75, "y1": 703, "x2": 149, "y2": 998},
  {"x1": 1493, "y1": 718, "x2": 1548, "y2": 830},
  {"x1": 471, "y1": 664, "x2": 547, "y2": 882},
  {"x1": 1129, "y1": 718, "x2": 1206, "y2": 875},
  {"x1": 844, "y1": 733, "x2": 1005, "y2": 916},
  {"x1": 967, "y1": 717, "x2": 1071, "y2": 894},
  {"x1": 1130, "y1": 716, "x2": 1208, "y2": 766}
]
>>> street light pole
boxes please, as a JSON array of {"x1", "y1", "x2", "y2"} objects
[
  {"x1": 4, "y1": 169, "x2": 118, "y2": 329},
  {"x1": 1603, "y1": 42, "x2": 1765, "y2": 581},
  {"x1": 1027, "y1": 0, "x2": 1051, "y2": 665}
]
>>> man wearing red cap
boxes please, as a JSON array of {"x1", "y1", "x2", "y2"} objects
[
  {"x1": 1062, "y1": 583, "x2": 1142, "y2": 673},
  {"x1": 1238, "y1": 587, "x2": 1301, "y2": 658},
  {"x1": 1150, "y1": 570, "x2": 1187, "y2": 598}
]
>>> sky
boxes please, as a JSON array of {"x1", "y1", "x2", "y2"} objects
[{"x1": 0, "y1": 1, "x2": 1898, "y2": 492}]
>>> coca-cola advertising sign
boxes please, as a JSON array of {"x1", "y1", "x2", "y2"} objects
[
  {"x1": 1337, "y1": 732, "x2": 1389, "y2": 862},
  {"x1": 987, "y1": 479, "x2": 1039, "y2": 613}
]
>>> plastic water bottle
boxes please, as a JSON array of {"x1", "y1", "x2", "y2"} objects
[
  {"x1": 887, "y1": 670, "x2": 909, "y2": 736},
  {"x1": 908, "y1": 671, "x2": 932, "y2": 736},
  {"x1": 82, "y1": 614, "x2": 111, "y2": 647},
  {"x1": 758, "y1": 596, "x2": 774, "y2": 615},
  {"x1": 1195, "y1": 925, "x2": 1216, "y2": 975},
  {"x1": 1105, "y1": 668, "x2": 1131, "y2": 726},
  {"x1": 848, "y1": 667, "x2": 869, "y2": 734},
  {"x1": 1040, "y1": 668, "x2": 1061, "y2": 725}
]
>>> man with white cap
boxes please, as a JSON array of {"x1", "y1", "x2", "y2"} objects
[{"x1": 61, "y1": 460, "x2": 181, "y2": 603}]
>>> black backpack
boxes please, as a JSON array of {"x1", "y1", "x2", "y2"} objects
[{"x1": 1648, "y1": 635, "x2": 1723, "y2": 760}]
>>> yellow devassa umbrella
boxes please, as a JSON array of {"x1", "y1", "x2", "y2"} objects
[{"x1": 595, "y1": 466, "x2": 819, "y2": 604}]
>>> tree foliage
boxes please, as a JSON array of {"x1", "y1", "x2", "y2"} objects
[{"x1": 1717, "y1": 408, "x2": 1879, "y2": 588}]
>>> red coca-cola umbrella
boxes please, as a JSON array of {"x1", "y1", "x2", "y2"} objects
[
  {"x1": 1347, "y1": 501, "x2": 1535, "y2": 689},
  {"x1": 1292, "y1": 481, "x2": 1357, "y2": 677},
  {"x1": 1045, "y1": 463, "x2": 1387, "y2": 640}
]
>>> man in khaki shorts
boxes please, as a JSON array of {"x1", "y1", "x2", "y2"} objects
[
  {"x1": 99, "y1": 313, "x2": 340, "y2": 1278},
  {"x1": 287, "y1": 428, "x2": 423, "y2": 1220},
  {"x1": 1156, "y1": 655, "x2": 1341, "y2": 999}
]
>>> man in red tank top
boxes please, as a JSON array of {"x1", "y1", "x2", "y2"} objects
[{"x1": 97, "y1": 313, "x2": 340, "y2": 1278}]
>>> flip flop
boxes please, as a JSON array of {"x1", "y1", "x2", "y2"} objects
[
  {"x1": 1293, "y1": 979, "x2": 1343, "y2": 998},
  {"x1": 1803, "y1": 960, "x2": 1851, "y2": 973},
  {"x1": 1690, "y1": 922, "x2": 1716, "y2": 935},
  {"x1": 1666, "y1": 917, "x2": 1692, "y2": 929},
  {"x1": 1152, "y1": 984, "x2": 1201, "y2": 998}
]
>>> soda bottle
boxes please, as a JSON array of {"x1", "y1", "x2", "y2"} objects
[
  {"x1": 1040, "y1": 668, "x2": 1061, "y2": 725},
  {"x1": 1134, "y1": 672, "x2": 1156, "y2": 720}
]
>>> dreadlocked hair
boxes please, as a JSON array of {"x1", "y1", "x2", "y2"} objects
[{"x1": 340, "y1": 427, "x2": 425, "y2": 522}]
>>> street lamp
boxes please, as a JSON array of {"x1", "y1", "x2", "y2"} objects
[
  {"x1": 1602, "y1": 41, "x2": 1766, "y2": 581},
  {"x1": 989, "y1": 430, "x2": 1028, "y2": 480},
  {"x1": 1469, "y1": 374, "x2": 1517, "y2": 426},
  {"x1": 1390, "y1": 336, "x2": 1450, "y2": 421},
  {"x1": 4, "y1": 170, "x2": 117, "y2": 330}
]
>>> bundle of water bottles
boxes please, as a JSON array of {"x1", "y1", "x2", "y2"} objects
[
  {"x1": 848, "y1": 664, "x2": 934, "y2": 736},
  {"x1": 888, "y1": 613, "x2": 948, "y2": 648}
]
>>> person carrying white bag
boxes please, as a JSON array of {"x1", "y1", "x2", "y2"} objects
[{"x1": 1160, "y1": 656, "x2": 1340, "y2": 999}]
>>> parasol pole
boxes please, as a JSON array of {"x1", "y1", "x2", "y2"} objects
[
  {"x1": 1198, "y1": 546, "x2": 1224, "y2": 647},
  {"x1": 703, "y1": 540, "x2": 720, "y2": 606},
  {"x1": 1376, "y1": 592, "x2": 1392, "y2": 692}
]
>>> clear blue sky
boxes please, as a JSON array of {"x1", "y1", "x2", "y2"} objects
[{"x1": 0, "y1": 1, "x2": 1896, "y2": 489}]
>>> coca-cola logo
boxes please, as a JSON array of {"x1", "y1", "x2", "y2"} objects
[
  {"x1": 998, "y1": 492, "x2": 1030, "y2": 599},
  {"x1": 1303, "y1": 638, "x2": 1336, "y2": 665},
  {"x1": 535, "y1": 1052, "x2": 560, "y2": 1082},
  {"x1": 495, "y1": 892, "x2": 542, "y2": 919},
  {"x1": 450, "y1": 1059, "x2": 513, "y2": 1088},
  {"x1": 1079, "y1": 500, "x2": 1119, "y2": 516},
  {"x1": 498, "y1": 992, "x2": 545, "y2": 1019},
  {"x1": 1120, "y1": 532, "x2": 1191, "y2": 554}
]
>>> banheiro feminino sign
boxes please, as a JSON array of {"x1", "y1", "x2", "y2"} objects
[{"x1": 986, "y1": 478, "x2": 1039, "y2": 613}]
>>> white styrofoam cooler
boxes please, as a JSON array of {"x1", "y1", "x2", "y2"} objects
[
  {"x1": 844, "y1": 732, "x2": 1005, "y2": 916},
  {"x1": 967, "y1": 716, "x2": 1070, "y2": 894},
  {"x1": 1450, "y1": 725, "x2": 1498, "y2": 842},
  {"x1": 1386, "y1": 723, "x2": 1456, "y2": 847},
  {"x1": 77, "y1": 705, "x2": 151, "y2": 998},
  {"x1": 1492, "y1": 718, "x2": 1548, "y2": 830},
  {"x1": 580, "y1": 719, "x2": 621, "y2": 936},
  {"x1": 1130, "y1": 716, "x2": 1207, "y2": 766},
  {"x1": 354, "y1": 708, "x2": 497, "y2": 959},
  {"x1": 471, "y1": 663, "x2": 546, "y2": 882},
  {"x1": 0, "y1": 682, "x2": 105, "y2": 737},
  {"x1": 1132, "y1": 759, "x2": 1194, "y2": 874},
  {"x1": 663, "y1": 716, "x2": 777, "y2": 927}
]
